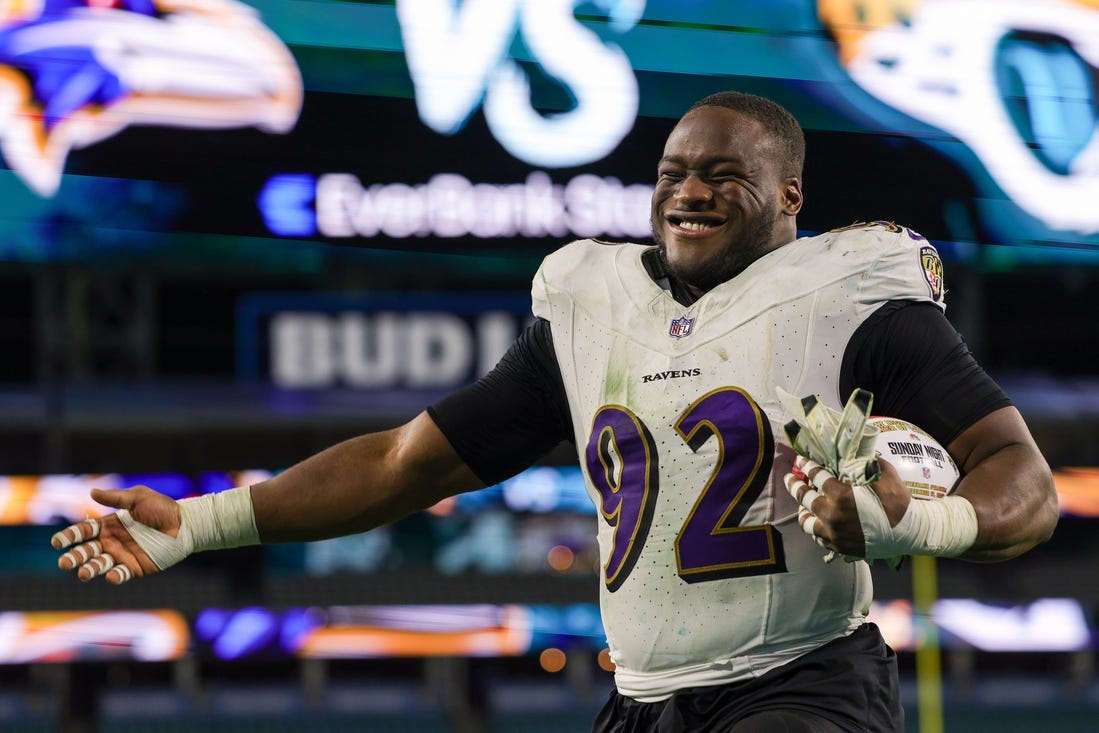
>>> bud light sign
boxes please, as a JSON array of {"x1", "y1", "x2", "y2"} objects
[{"x1": 237, "y1": 293, "x2": 533, "y2": 390}]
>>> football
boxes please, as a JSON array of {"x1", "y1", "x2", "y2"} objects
[{"x1": 869, "y1": 417, "x2": 959, "y2": 500}]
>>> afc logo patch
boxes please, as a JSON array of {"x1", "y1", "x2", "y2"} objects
[{"x1": 919, "y1": 245, "x2": 945, "y2": 301}]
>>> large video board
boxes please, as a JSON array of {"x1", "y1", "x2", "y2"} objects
[{"x1": 1, "y1": 0, "x2": 1097, "y2": 267}]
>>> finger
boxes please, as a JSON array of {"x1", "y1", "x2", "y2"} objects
[
  {"x1": 78, "y1": 553, "x2": 116, "y2": 582},
  {"x1": 795, "y1": 456, "x2": 836, "y2": 491},
  {"x1": 872, "y1": 456, "x2": 900, "y2": 486},
  {"x1": 801, "y1": 487, "x2": 822, "y2": 512},
  {"x1": 810, "y1": 466, "x2": 833, "y2": 491},
  {"x1": 800, "y1": 509, "x2": 838, "y2": 564},
  {"x1": 51, "y1": 517, "x2": 101, "y2": 550},
  {"x1": 107, "y1": 564, "x2": 134, "y2": 585},
  {"x1": 797, "y1": 508, "x2": 828, "y2": 548},
  {"x1": 58, "y1": 540, "x2": 104, "y2": 571},
  {"x1": 783, "y1": 472, "x2": 823, "y2": 513},
  {"x1": 90, "y1": 487, "x2": 140, "y2": 511}
]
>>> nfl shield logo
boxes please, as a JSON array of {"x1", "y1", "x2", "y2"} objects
[
  {"x1": 669, "y1": 316, "x2": 694, "y2": 338},
  {"x1": 922, "y1": 467, "x2": 932, "y2": 479}
]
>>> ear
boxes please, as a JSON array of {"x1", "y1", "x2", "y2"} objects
[{"x1": 782, "y1": 177, "x2": 803, "y2": 215}]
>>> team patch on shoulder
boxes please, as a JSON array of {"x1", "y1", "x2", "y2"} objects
[{"x1": 919, "y1": 244, "x2": 945, "y2": 301}]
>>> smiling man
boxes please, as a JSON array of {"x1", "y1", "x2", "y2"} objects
[
  {"x1": 52, "y1": 92, "x2": 1057, "y2": 732},
  {"x1": 651, "y1": 94, "x2": 804, "y2": 298}
]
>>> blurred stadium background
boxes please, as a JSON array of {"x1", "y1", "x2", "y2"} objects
[{"x1": 1, "y1": 0, "x2": 1098, "y2": 731}]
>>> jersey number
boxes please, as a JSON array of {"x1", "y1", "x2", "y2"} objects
[{"x1": 585, "y1": 387, "x2": 786, "y2": 592}]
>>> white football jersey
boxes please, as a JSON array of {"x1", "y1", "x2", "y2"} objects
[{"x1": 531, "y1": 223, "x2": 945, "y2": 702}]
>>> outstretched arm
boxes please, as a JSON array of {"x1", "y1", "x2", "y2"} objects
[
  {"x1": 54, "y1": 318, "x2": 572, "y2": 584},
  {"x1": 53, "y1": 411, "x2": 484, "y2": 583},
  {"x1": 251, "y1": 411, "x2": 484, "y2": 542}
]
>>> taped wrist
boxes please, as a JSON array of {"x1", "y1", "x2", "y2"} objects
[
  {"x1": 853, "y1": 491, "x2": 978, "y2": 559},
  {"x1": 180, "y1": 486, "x2": 260, "y2": 553},
  {"x1": 117, "y1": 486, "x2": 259, "y2": 571}
]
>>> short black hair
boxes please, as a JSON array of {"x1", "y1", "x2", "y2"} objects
[{"x1": 687, "y1": 91, "x2": 805, "y2": 178}]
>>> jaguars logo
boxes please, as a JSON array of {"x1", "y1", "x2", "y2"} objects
[
  {"x1": 818, "y1": 0, "x2": 1099, "y2": 235},
  {"x1": 818, "y1": 0, "x2": 924, "y2": 64}
]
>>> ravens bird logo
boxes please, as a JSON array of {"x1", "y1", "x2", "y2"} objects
[{"x1": 0, "y1": 0, "x2": 302, "y2": 196}]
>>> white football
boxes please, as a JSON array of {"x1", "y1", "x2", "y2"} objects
[{"x1": 869, "y1": 417, "x2": 959, "y2": 500}]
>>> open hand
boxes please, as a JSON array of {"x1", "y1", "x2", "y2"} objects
[{"x1": 52, "y1": 485, "x2": 181, "y2": 584}]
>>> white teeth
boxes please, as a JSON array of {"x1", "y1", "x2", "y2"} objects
[{"x1": 679, "y1": 221, "x2": 712, "y2": 231}]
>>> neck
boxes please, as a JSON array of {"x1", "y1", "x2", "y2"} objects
[{"x1": 642, "y1": 248, "x2": 703, "y2": 307}]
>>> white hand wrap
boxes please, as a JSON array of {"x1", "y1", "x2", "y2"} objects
[
  {"x1": 119, "y1": 486, "x2": 259, "y2": 571},
  {"x1": 853, "y1": 489, "x2": 978, "y2": 559}
]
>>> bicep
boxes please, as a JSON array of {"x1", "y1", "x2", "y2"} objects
[
  {"x1": 946, "y1": 405, "x2": 1039, "y2": 474},
  {"x1": 397, "y1": 411, "x2": 487, "y2": 499},
  {"x1": 946, "y1": 406, "x2": 1058, "y2": 558}
]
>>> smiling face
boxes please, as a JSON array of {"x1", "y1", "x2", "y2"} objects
[{"x1": 650, "y1": 105, "x2": 803, "y2": 296}]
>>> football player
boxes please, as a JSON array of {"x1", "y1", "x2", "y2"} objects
[{"x1": 53, "y1": 92, "x2": 1058, "y2": 732}]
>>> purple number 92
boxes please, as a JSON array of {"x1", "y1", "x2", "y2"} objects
[{"x1": 585, "y1": 387, "x2": 786, "y2": 591}]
